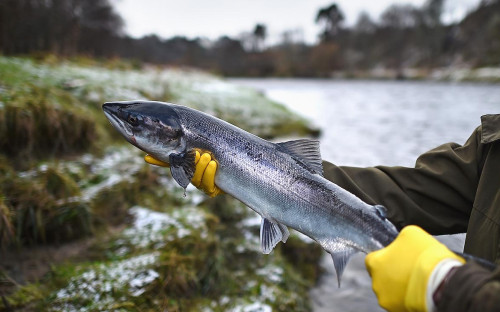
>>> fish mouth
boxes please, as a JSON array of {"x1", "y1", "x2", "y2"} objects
[{"x1": 103, "y1": 103, "x2": 135, "y2": 142}]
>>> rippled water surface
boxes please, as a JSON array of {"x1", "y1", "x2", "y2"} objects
[
  {"x1": 231, "y1": 79, "x2": 499, "y2": 166},
  {"x1": 230, "y1": 78, "x2": 499, "y2": 312}
]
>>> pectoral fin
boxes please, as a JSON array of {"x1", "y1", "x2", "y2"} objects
[
  {"x1": 260, "y1": 218, "x2": 289, "y2": 254},
  {"x1": 169, "y1": 150, "x2": 196, "y2": 189}
]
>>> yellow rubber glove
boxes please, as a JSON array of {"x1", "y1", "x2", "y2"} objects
[
  {"x1": 365, "y1": 225, "x2": 465, "y2": 312},
  {"x1": 144, "y1": 151, "x2": 222, "y2": 197}
]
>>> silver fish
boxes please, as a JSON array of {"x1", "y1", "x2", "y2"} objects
[{"x1": 102, "y1": 100, "x2": 399, "y2": 285}]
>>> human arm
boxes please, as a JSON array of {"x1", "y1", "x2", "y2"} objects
[{"x1": 322, "y1": 126, "x2": 485, "y2": 235}]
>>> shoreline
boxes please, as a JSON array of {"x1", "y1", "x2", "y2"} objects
[{"x1": 227, "y1": 67, "x2": 500, "y2": 83}]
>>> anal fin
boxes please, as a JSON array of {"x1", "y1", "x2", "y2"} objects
[
  {"x1": 277, "y1": 222, "x2": 290, "y2": 243},
  {"x1": 330, "y1": 247, "x2": 358, "y2": 288},
  {"x1": 260, "y1": 218, "x2": 289, "y2": 254}
]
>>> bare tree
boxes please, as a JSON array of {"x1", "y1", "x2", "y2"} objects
[
  {"x1": 423, "y1": 0, "x2": 445, "y2": 27},
  {"x1": 354, "y1": 12, "x2": 376, "y2": 34},
  {"x1": 380, "y1": 4, "x2": 419, "y2": 29},
  {"x1": 0, "y1": 0, "x2": 123, "y2": 56},
  {"x1": 379, "y1": 4, "x2": 421, "y2": 71}
]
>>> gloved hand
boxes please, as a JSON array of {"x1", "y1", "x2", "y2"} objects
[
  {"x1": 144, "y1": 150, "x2": 222, "y2": 197},
  {"x1": 365, "y1": 225, "x2": 465, "y2": 312}
]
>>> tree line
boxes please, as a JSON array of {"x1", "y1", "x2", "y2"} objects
[{"x1": 1, "y1": 0, "x2": 499, "y2": 77}]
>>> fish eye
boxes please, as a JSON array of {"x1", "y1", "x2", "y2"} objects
[{"x1": 128, "y1": 115, "x2": 139, "y2": 126}]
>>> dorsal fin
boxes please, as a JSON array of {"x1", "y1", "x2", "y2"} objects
[{"x1": 277, "y1": 139, "x2": 323, "y2": 176}]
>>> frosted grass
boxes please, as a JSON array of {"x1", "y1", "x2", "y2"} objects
[
  {"x1": 51, "y1": 205, "x2": 208, "y2": 310},
  {"x1": 17, "y1": 145, "x2": 204, "y2": 208},
  {"x1": 81, "y1": 148, "x2": 144, "y2": 201},
  {"x1": 231, "y1": 302, "x2": 273, "y2": 312}
]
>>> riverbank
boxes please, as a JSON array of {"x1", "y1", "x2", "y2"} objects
[
  {"x1": 330, "y1": 66, "x2": 500, "y2": 83},
  {"x1": 0, "y1": 57, "x2": 322, "y2": 311}
]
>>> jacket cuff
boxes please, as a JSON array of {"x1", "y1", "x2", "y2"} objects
[
  {"x1": 436, "y1": 261, "x2": 494, "y2": 312},
  {"x1": 426, "y1": 259, "x2": 463, "y2": 312}
]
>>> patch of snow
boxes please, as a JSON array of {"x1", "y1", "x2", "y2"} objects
[
  {"x1": 129, "y1": 269, "x2": 160, "y2": 296},
  {"x1": 122, "y1": 206, "x2": 207, "y2": 248},
  {"x1": 259, "y1": 284, "x2": 277, "y2": 302},
  {"x1": 292, "y1": 230, "x2": 315, "y2": 244},
  {"x1": 236, "y1": 212, "x2": 264, "y2": 253},
  {"x1": 256, "y1": 265, "x2": 283, "y2": 283},
  {"x1": 430, "y1": 66, "x2": 500, "y2": 82},
  {"x1": 220, "y1": 296, "x2": 231, "y2": 305},
  {"x1": 245, "y1": 280, "x2": 258, "y2": 290},
  {"x1": 231, "y1": 302, "x2": 272, "y2": 312},
  {"x1": 238, "y1": 229, "x2": 260, "y2": 253},
  {"x1": 53, "y1": 252, "x2": 159, "y2": 311},
  {"x1": 239, "y1": 213, "x2": 261, "y2": 228},
  {"x1": 81, "y1": 173, "x2": 122, "y2": 201},
  {"x1": 475, "y1": 67, "x2": 500, "y2": 79}
]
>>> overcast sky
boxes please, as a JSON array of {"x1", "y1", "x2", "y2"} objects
[{"x1": 113, "y1": 0, "x2": 481, "y2": 44}]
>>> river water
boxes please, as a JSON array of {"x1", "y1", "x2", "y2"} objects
[{"x1": 230, "y1": 78, "x2": 500, "y2": 312}]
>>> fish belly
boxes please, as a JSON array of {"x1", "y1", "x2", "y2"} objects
[{"x1": 215, "y1": 154, "x2": 380, "y2": 253}]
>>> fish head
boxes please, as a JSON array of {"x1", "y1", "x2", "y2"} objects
[{"x1": 102, "y1": 101, "x2": 184, "y2": 161}]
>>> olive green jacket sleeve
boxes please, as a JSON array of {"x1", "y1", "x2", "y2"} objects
[
  {"x1": 322, "y1": 114, "x2": 500, "y2": 311},
  {"x1": 322, "y1": 126, "x2": 482, "y2": 235},
  {"x1": 437, "y1": 262, "x2": 500, "y2": 312}
]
